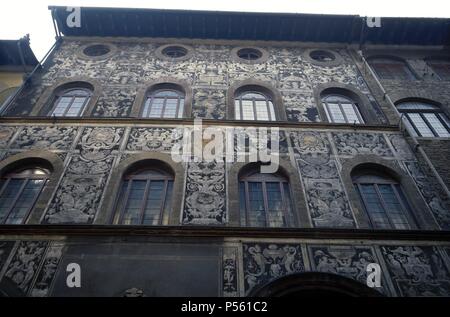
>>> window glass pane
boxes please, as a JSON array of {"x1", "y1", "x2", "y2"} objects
[
  {"x1": 242, "y1": 93, "x2": 265, "y2": 100},
  {"x1": 177, "y1": 99, "x2": 185, "y2": 118},
  {"x1": 242, "y1": 100, "x2": 255, "y2": 120},
  {"x1": 142, "y1": 180, "x2": 164, "y2": 225},
  {"x1": 239, "y1": 182, "x2": 247, "y2": 225},
  {"x1": 247, "y1": 182, "x2": 265, "y2": 226},
  {"x1": 235, "y1": 100, "x2": 241, "y2": 119},
  {"x1": 122, "y1": 180, "x2": 146, "y2": 225},
  {"x1": 155, "y1": 90, "x2": 180, "y2": 98},
  {"x1": 423, "y1": 113, "x2": 450, "y2": 137},
  {"x1": 439, "y1": 113, "x2": 450, "y2": 128},
  {"x1": 327, "y1": 103, "x2": 345, "y2": 123},
  {"x1": 5, "y1": 179, "x2": 43, "y2": 224},
  {"x1": 0, "y1": 179, "x2": 24, "y2": 223},
  {"x1": 255, "y1": 100, "x2": 269, "y2": 121},
  {"x1": 148, "y1": 98, "x2": 164, "y2": 118},
  {"x1": 407, "y1": 113, "x2": 435, "y2": 137},
  {"x1": 142, "y1": 98, "x2": 151, "y2": 117},
  {"x1": 268, "y1": 101, "x2": 276, "y2": 121},
  {"x1": 265, "y1": 182, "x2": 284, "y2": 227},
  {"x1": 359, "y1": 184, "x2": 390, "y2": 229},
  {"x1": 162, "y1": 181, "x2": 174, "y2": 225},
  {"x1": 52, "y1": 97, "x2": 72, "y2": 116},
  {"x1": 341, "y1": 103, "x2": 362, "y2": 124},
  {"x1": 66, "y1": 97, "x2": 87, "y2": 116},
  {"x1": 163, "y1": 98, "x2": 178, "y2": 118},
  {"x1": 283, "y1": 183, "x2": 294, "y2": 227},
  {"x1": 397, "y1": 101, "x2": 439, "y2": 111},
  {"x1": 378, "y1": 184, "x2": 410, "y2": 230}
]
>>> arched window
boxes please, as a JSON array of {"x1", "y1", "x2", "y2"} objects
[
  {"x1": 113, "y1": 166, "x2": 174, "y2": 225},
  {"x1": 50, "y1": 87, "x2": 92, "y2": 117},
  {"x1": 397, "y1": 100, "x2": 450, "y2": 137},
  {"x1": 369, "y1": 57, "x2": 415, "y2": 80},
  {"x1": 427, "y1": 59, "x2": 450, "y2": 80},
  {"x1": 239, "y1": 166, "x2": 295, "y2": 227},
  {"x1": 141, "y1": 88, "x2": 185, "y2": 119},
  {"x1": 235, "y1": 90, "x2": 275, "y2": 121},
  {"x1": 0, "y1": 166, "x2": 49, "y2": 224},
  {"x1": 321, "y1": 94, "x2": 364, "y2": 124},
  {"x1": 353, "y1": 169, "x2": 415, "y2": 230}
]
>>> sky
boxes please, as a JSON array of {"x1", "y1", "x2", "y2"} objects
[{"x1": 1, "y1": 0, "x2": 449, "y2": 60}]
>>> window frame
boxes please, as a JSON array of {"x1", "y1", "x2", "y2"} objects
[
  {"x1": 239, "y1": 171, "x2": 295, "y2": 227},
  {"x1": 397, "y1": 101, "x2": 450, "y2": 137},
  {"x1": 0, "y1": 167, "x2": 49, "y2": 224},
  {"x1": 114, "y1": 167, "x2": 174, "y2": 225},
  {"x1": 49, "y1": 87, "x2": 92, "y2": 117},
  {"x1": 161, "y1": 46, "x2": 188, "y2": 59},
  {"x1": 353, "y1": 172, "x2": 416, "y2": 230},
  {"x1": 234, "y1": 90, "x2": 276, "y2": 121},
  {"x1": 369, "y1": 58, "x2": 416, "y2": 80},
  {"x1": 141, "y1": 88, "x2": 185, "y2": 119},
  {"x1": 322, "y1": 94, "x2": 365, "y2": 124},
  {"x1": 237, "y1": 48, "x2": 263, "y2": 61}
]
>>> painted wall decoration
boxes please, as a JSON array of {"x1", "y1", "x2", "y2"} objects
[
  {"x1": 192, "y1": 89, "x2": 226, "y2": 119},
  {"x1": 1, "y1": 241, "x2": 48, "y2": 296},
  {"x1": 222, "y1": 246, "x2": 239, "y2": 297},
  {"x1": 10, "y1": 126, "x2": 77, "y2": 150},
  {"x1": 332, "y1": 132, "x2": 393, "y2": 157},
  {"x1": 291, "y1": 131, "x2": 355, "y2": 228},
  {"x1": 404, "y1": 161, "x2": 450, "y2": 230},
  {"x1": 0, "y1": 241, "x2": 15, "y2": 272},
  {"x1": 4, "y1": 40, "x2": 379, "y2": 125},
  {"x1": 43, "y1": 127, "x2": 123, "y2": 224},
  {"x1": 183, "y1": 160, "x2": 227, "y2": 225},
  {"x1": 126, "y1": 127, "x2": 183, "y2": 152},
  {"x1": 381, "y1": 245, "x2": 450, "y2": 296},
  {"x1": 0, "y1": 127, "x2": 17, "y2": 149},
  {"x1": 243, "y1": 243, "x2": 306, "y2": 295},
  {"x1": 308, "y1": 245, "x2": 387, "y2": 294},
  {"x1": 29, "y1": 242, "x2": 64, "y2": 297}
]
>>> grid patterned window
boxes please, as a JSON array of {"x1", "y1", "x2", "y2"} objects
[
  {"x1": 369, "y1": 58, "x2": 416, "y2": 80},
  {"x1": 142, "y1": 89, "x2": 185, "y2": 119},
  {"x1": 427, "y1": 60, "x2": 450, "y2": 80},
  {"x1": 239, "y1": 169, "x2": 295, "y2": 227},
  {"x1": 353, "y1": 171, "x2": 415, "y2": 230},
  {"x1": 114, "y1": 168, "x2": 174, "y2": 225},
  {"x1": 397, "y1": 101, "x2": 450, "y2": 137},
  {"x1": 322, "y1": 94, "x2": 364, "y2": 124},
  {"x1": 50, "y1": 88, "x2": 91, "y2": 117},
  {"x1": 235, "y1": 91, "x2": 276, "y2": 121},
  {"x1": 0, "y1": 167, "x2": 49, "y2": 224}
]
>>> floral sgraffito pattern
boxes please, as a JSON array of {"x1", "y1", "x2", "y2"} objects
[{"x1": 183, "y1": 160, "x2": 226, "y2": 225}]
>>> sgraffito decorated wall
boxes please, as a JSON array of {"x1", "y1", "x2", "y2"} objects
[{"x1": 0, "y1": 36, "x2": 449, "y2": 297}]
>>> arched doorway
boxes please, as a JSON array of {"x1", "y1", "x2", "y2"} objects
[{"x1": 249, "y1": 272, "x2": 383, "y2": 297}]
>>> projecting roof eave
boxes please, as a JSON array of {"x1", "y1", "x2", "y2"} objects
[
  {"x1": 0, "y1": 38, "x2": 39, "y2": 68},
  {"x1": 49, "y1": 6, "x2": 450, "y2": 46}
]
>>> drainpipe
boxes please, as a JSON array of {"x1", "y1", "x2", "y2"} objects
[{"x1": 357, "y1": 50, "x2": 450, "y2": 200}]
